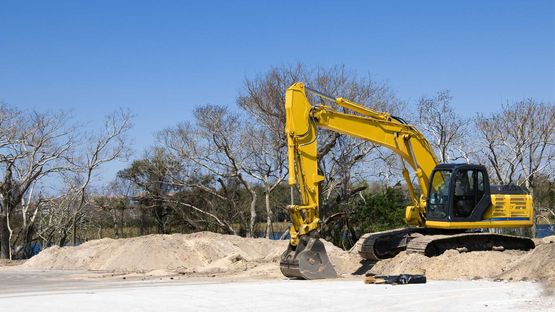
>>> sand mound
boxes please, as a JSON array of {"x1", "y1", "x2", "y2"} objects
[
  {"x1": 498, "y1": 243, "x2": 555, "y2": 281},
  {"x1": 370, "y1": 250, "x2": 525, "y2": 280},
  {"x1": 370, "y1": 243, "x2": 555, "y2": 282},
  {"x1": 21, "y1": 232, "x2": 361, "y2": 278},
  {"x1": 18, "y1": 231, "x2": 555, "y2": 282}
]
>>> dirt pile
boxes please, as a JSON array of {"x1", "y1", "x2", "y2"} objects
[
  {"x1": 370, "y1": 242, "x2": 555, "y2": 282},
  {"x1": 17, "y1": 231, "x2": 555, "y2": 282},
  {"x1": 498, "y1": 243, "x2": 555, "y2": 281},
  {"x1": 21, "y1": 232, "x2": 361, "y2": 278}
]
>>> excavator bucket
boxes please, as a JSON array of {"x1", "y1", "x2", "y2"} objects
[{"x1": 280, "y1": 236, "x2": 337, "y2": 279}]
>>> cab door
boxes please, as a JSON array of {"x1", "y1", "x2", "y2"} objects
[
  {"x1": 451, "y1": 167, "x2": 490, "y2": 221},
  {"x1": 426, "y1": 169, "x2": 453, "y2": 221}
]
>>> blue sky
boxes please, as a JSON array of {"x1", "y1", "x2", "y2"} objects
[{"x1": 1, "y1": 0, "x2": 553, "y2": 182}]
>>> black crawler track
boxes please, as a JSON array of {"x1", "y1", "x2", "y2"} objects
[
  {"x1": 406, "y1": 233, "x2": 535, "y2": 256},
  {"x1": 355, "y1": 228, "x2": 535, "y2": 261}
]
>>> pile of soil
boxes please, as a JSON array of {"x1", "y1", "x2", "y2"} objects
[
  {"x1": 20, "y1": 232, "x2": 362, "y2": 278},
  {"x1": 370, "y1": 239, "x2": 555, "y2": 282},
  {"x1": 16, "y1": 232, "x2": 555, "y2": 283},
  {"x1": 498, "y1": 242, "x2": 555, "y2": 281}
]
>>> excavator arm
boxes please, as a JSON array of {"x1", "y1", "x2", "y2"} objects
[
  {"x1": 285, "y1": 83, "x2": 439, "y2": 243},
  {"x1": 280, "y1": 82, "x2": 439, "y2": 279}
]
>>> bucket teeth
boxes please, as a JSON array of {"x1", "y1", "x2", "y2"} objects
[{"x1": 280, "y1": 236, "x2": 337, "y2": 280}]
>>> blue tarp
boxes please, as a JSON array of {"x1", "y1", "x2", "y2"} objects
[{"x1": 536, "y1": 224, "x2": 554, "y2": 238}]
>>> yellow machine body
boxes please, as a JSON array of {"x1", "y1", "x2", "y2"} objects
[{"x1": 424, "y1": 194, "x2": 533, "y2": 229}]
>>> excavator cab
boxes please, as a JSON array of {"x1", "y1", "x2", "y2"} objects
[{"x1": 426, "y1": 164, "x2": 492, "y2": 223}]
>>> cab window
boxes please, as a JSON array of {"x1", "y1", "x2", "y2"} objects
[
  {"x1": 477, "y1": 171, "x2": 485, "y2": 199},
  {"x1": 428, "y1": 170, "x2": 451, "y2": 220},
  {"x1": 453, "y1": 169, "x2": 477, "y2": 217}
]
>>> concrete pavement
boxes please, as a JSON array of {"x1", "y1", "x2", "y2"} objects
[{"x1": 0, "y1": 271, "x2": 552, "y2": 311}]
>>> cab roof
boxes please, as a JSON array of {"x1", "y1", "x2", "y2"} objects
[{"x1": 434, "y1": 163, "x2": 487, "y2": 171}]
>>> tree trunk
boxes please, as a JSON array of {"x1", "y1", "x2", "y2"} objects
[
  {"x1": 113, "y1": 216, "x2": 119, "y2": 238},
  {"x1": 120, "y1": 207, "x2": 125, "y2": 237},
  {"x1": 59, "y1": 229, "x2": 68, "y2": 247},
  {"x1": 71, "y1": 214, "x2": 77, "y2": 246},
  {"x1": 264, "y1": 187, "x2": 272, "y2": 239},
  {"x1": 20, "y1": 224, "x2": 34, "y2": 258},
  {"x1": 248, "y1": 191, "x2": 257, "y2": 238},
  {"x1": 0, "y1": 214, "x2": 10, "y2": 259}
]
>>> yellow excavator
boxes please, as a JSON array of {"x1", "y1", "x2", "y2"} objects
[{"x1": 279, "y1": 82, "x2": 535, "y2": 279}]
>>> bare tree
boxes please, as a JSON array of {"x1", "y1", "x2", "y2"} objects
[
  {"x1": 475, "y1": 99, "x2": 555, "y2": 196},
  {"x1": 35, "y1": 189, "x2": 75, "y2": 248},
  {"x1": 158, "y1": 126, "x2": 242, "y2": 235},
  {"x1": 416, "y1": 90, "x2": 471, "y2": 163},
  {"x1": 160, "y1": 106, "x2": 259, "y2": 236},
  {"x1": 0, "y1": 106, "x2": 75, "y2": 259},
  {"x1": 0, "y1": 107, "x2": 134, "y2": 258},
  {"x1": 68, "y1": 109, "x2": 133, "y2": 244},
  {"x1": 241, "y1": 127, "x2": 287, "y2": 238},
  {"x1": 238, "y1": 64, "x2": 309, "y2": 145}
]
